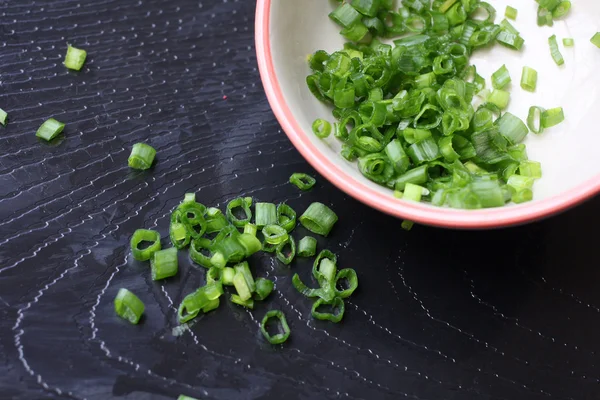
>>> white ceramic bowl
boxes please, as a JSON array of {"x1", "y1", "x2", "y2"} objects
[{"x1": 256, "y1": 0, "x2": 600, "y2": 228}]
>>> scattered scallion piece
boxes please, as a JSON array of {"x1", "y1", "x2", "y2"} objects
[
  {"x1": 177, "y1": 395, "x2": 199, "y2": 400},
  {"x1": 255, "y1": 202, "x2": 277, "y2": 228},
  {"x1": 552, "y1": 1, "x2": 571, "y2": 18},
  {"x1": 401, "y1": 220, "x2": 414, "y2": 231},
  {"x1": 151, "y1": 248, "x2": 178, "y2": 281},
  {"x1": 527, "y1": 106, "x2": 545, "y2": 134},
  {"x1": 260, "y1": 310, "x2": 291, "y2": 345},
  {"x1": 276, "y1": 236, "x2": 296, "y2": 265},
  {"x1": 505, "y1": 6, "x2": 518, "y2": 20},
  {"x1": 0, "y1": 108, "x2": 7, "y2": 126},
  {"x1": 519, "y1": 160, "x2": 542, "y2": 179},
  {"x1": 491, "y1": 65, "x2": 511, "y2": 90},
  {"x1": 541, "y1": 107, "x2": 564, "y2": 128},
  {"x1": 487, "y1": 89, "x2": 510, "y2": 110},
  {"x1": 562, "y1": 38, "x2": 574, "y2": 47},
  {"x1": 231, "y1": 293, "x2": 254, "y2": 309},
  {"x1": 64, "y1": 44, "x2": 87, "y2": 71},
  {"x1": 277, "y1": 203, "x2": 297, "y2": 232},
  {"x1": 548, "y1": 34, "x2": 564, "y2": 66},
  {"x1": 297, "y1": 236, "x2": 317, "y2": 257},
  {"x1": 311, "y1": 297, "x2": 345, "y2": 323},
  {"x1": 114, "y1": 288, "x2": 145, "y2": 324},
  {"x1": 312, "y1": 119, "x2": 332, "y2": 138},
  {"x1": 299, "y1": 202, "x2": 338, "y2": 237},
  {"x1": 128, "y1": 143, "x2": 156, "y2": 170},
  {"x1": 262, "y1": 224, "x2": 289, "y2": 245},
  {"x1": 334, "y1": 268, "x2": 358, "y2": 298},
  {"x1": 254, "y1": 278, "x2": 274, "y2": 301},
  {"x1": 289, "y1": 173, "x2": 316, "y2": 190},
  {"x1": 520, "y1": 66, "x2": 538, "y2": 92},
  {"x1": 591, "y1": 33, "x2": 600, "y2": 49},
  {"x1": 130, "y1": 229, "x2": 161, "y2": 261},
  {"x1": 36, "y1": 118, "x2": 65, "y2": 141},
  {"x1": 222, "y1": 267, "x2": 235, "y2": 286},
  {"x1": 226, "y1": 197, "x2": 252, "y2": 227}
]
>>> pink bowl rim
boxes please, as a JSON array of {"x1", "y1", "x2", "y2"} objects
[{"x1": 254, "y1": 0, "x2": 600, "y2": 229}]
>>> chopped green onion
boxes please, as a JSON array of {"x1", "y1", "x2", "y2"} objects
[
  {"x1": 505, "y1": 6, "x2": 517, "y2": 20},
  {"x1": 177, "y1": 395, "x2": 199, "y2": 400},
  {"x1": 562, "y1": 38, "x2": 574, "y2": 47},
  {"x1": 262, "y1": 224, "x2": 289, "y2": 245},
  {"x1": 36, "y1": 118, "x2": 65, "y2": 141},
  {"x1": 548, "y1": 35, "x2": 564, "y2": 66},
  {"x1": 591, "y1": 33, "x2": 600, "y2": 48},
  {"x1": 230, "y1": 293, "x2": 254, "y2": 309},
  {"x1": 541, "y1": 107, "x2": 564, "y2": 128},
  {"x1": 178, "y1": 201, "x2": 207, "y2": 239},
  {"x1": 311, "y1": 297, "x2": 345, "y2": 323},
  {"x1": 520, "y1": 67, "x2": 538, "y2": 92},
  {"x1": 289, "y1": 173, "x2": 316, "y2": 190},
  {"x1": 297, "y1": 236, "x2": 317, "y2": 257},
  {"x1": 226, "y1": 197, "x2": 252, "y2": 227},
  {"x1": 276, "y1": 236, "x2": 296, "y2": 265},
  {"x1": 189, "y1": 238, "x2": 212, "y2": 268},
  {"x1": 255, "y1": 202, "x2": 277, "y2": 227},
  {"x1": 64, "y1": 44, "x2": 87, "y2": 71},
  {"x1": 277, "y1": 203, "x2": 297, "y2": 232},
  {"x1": 487, "y1": 89, "x2": 510, "y2": 110},
  {"x1": 0, "y1": 108, "x2": 7, "y2": 126},
  {"x1": 151, "y1": 248, "x2": 178, "y2": 281},
  {"x1": 254, "y1": 277, "x2": 274, "y2": 301},
  {"x1": 496, "y1": 30, "x2": 524, "y2": 50},
  {"x1": 351, "y1": 0, "x2": 380, "y2": 17},
  {"x1": 299, "y1": 202, "x2": 338, "y2": 237},
  {"x1": 234, "y1": 261, "x2": 256, "y2": 293},
  {"x1": 128, "y1": 143, "x2": 156, "y2": 170},
  {"x1": 334, "y1": 268, "x2": 358, "y2": 298},
  {"x1": 114, "y1": 288, "x2": 145, "y2": 324},
  {"x1": 495, "y1": 112, "x2": 529, "y2": 144},
  {"x1": 527, "y1": 106, "x2": 545, "y2": 134},
  {"x1": 183, "y1": 193, "x2": 195, "y2": 204},
  {"x1": 312, "y1": 119, "x2": 332, "y2": 138},
  {"x1": 403, "y1": 183, "x2": 426, "y2": 202},
  {"x1": 313, "y1": 249, "x2": 337, "y2": 281},
  {"x1": 329, "y1": 3, "x2": 362, "y2": 28},
  {"x1": 222, "y1": 267, "x2": 235, "y2": 285},
  {"x1": 130, "y1": 229, "x2": 161, "y2": 261},
  {"x1": 401, "y1": 220, "x2": 414, "y2": 231},
  {"x1": 260, "y1": 310, "x2": 291, "y2": 345},
  {"x1": 204, "y1": 207, "x2": 229, "y2": 234},
  {"x1": 513, "y1": 189, "x2": 533, "y2": 203},
  {"x1": 178, "y1": 283, "x2": 223, "y2": 323},
  {"x1": 491, "y1": 65, "x2": 511, "y2": 90},
  {"x1": 519, "y1": 160, "x2": 542, "y2": 179},
  {"x1": 552, "y1": 1, "x2": 571, "y2": 18},
  {"x1": 206, "y1": 266, "x2": 221, "y2": 284},
  {"x1": 243, "y1": 223, "x2": 257, "y2": 236}
]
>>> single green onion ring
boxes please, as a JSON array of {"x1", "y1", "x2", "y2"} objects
[
  {"x1": 334, "y1": 268, "x2": 358, "y2": 298},
  {"x1": 297, "y1": 236, "x2": 317, "y2": 257},
  {"x1": 178, "y1": 201, "x2": 207, "y2": 239},
  {"x1": 527, "y1": 106, "x2": 545, "y2": 134},
  {"x1": 311, "y1": 297, "x2": 345, "y2": 323},
  {"x1": 277, "y1": 203, "x2": 297, "y2": 232},
  {"x1": 312, "y1": 118, "x2": 332, "y2": 138},
  {"x1": 114, "y1": 288, "x2": 145, "y2": 324},
  {"x1": 254, "y1": 277, "x2": 275, "y2": 301},
  {"x1": 260, "y1": 310, "x2": 291, "y2": 345},
  {"x1": 262, "y1": 224, "x2": 289, "y2": 245},
  {"x1": 289, "y1": 173, "x2": 316, "y2": 191},
  {"x1": 128, "y1": 143, "x2": 156, "y2": 170},
  {"x1": 312, "y1": 249, "x2": 337, "y2": 280},
  {"x1": 64, "y1": 44, "x2": 87, "y2": 71},
  {"x1": 299, "y1": 202, "x2": 338, "y2": 237},
  {"x1": 276, "y1": 236, "x2": 296, "y2": 265},
  {"x1": 130, "y1": 229, "x2": 161, "y2": 261},
  {"x1": 151, "y1": 248, "x2": 178, "y2": 281},
  {"x1": 189, "y1": 238, "x2": 213, "y2": 268},
  {"x1": 226, "y1": 197, "x2": 252, "y2": 227},
  {"x1": 36, "y1": 118, "x2": 65, "y2": 142}
]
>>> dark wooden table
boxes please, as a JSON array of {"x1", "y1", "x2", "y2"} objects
[{"x1": 1, "y1": 1, "x2": 599, "y2": 399}]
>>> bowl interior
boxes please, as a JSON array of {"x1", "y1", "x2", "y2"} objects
[{"x1": 264, "y1": 0, "x2": 600, "y2": 225}]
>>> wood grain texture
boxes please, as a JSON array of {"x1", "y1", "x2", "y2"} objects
[{"x1": 0, "y1": 0, "x2": 599, "y2": 399}]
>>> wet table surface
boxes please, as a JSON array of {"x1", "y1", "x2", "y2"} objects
[{"x1": 1, "y1": 1, "x2": 600, "y2": 399}]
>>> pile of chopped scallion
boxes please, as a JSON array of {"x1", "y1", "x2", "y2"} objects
[
  {"x1": 305, "y1": 0, "x2": 574, "y2": 209},
  {"x1": 117, "y1": 176, "x2": 359, "y2": 348}
]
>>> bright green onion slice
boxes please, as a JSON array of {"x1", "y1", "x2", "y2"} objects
[
  {"x1": 36, "y1": 118, "x2": 65, "y2": 141},
  {"x1": 255, "y1": 202, "x2": 277, "y2": 227},
  {"x1": 491, "y1": 65, "x2": 511, "y2": 90},
  {"x1": 260, "y1": 310, "x2": 291, "y2": 344},
  {"x1": 297, "y1": 236, "x2": 317, "y2": 257},
  {"x1": 401, "y1": 220, "x2": 414, "y2": 231},
  {"x1": 311, "y1": 297, "x2": 345, "y2": 323},
  {"x1": 276, "y1": 236, "x2": 296, "y2": 265},
  {"x1": 0, "y1": 108, "x2": 7, "y2": 126},
  {"x1": 403, "y1": 183, "x2": 426, "y2": 202},
  {"x1": 178, "y1": 283, "x2": 223, "y2": 323},
  {"x1": 128, "y1": 143, "x2": 156, "y2": 170},
  {"x1": 329, "y1": 3, "x2": 362, "y2": 28},
  {"x1": 313, "y1": 249, "x2": 337, "y2": 281},
  {"x1": 351, "y1": 0, "x2": 380, "y2": 17},
  {"x1": 262, "y1": 224, "x2": 289, "y2": 245},
  {"x1": 183, "y1": 193, "x2": 195, "y2": 204},
  {"x1": 177, "y1": 395, "x2": 200, "y2": 400},
  {"x1": 231, "y1": 293, "x2": 254, "y2": 309},
  {"x1": 226, "y1": 197, "x2": 252, "y2": 227},
  {"x1": 234, "y1": 261, "x2": 256, "y2": 293},
  {"x1": 496, "y1": 112, "x2": 529, "y2": 144},
  {"x1": 299, "y1": 202, "x2": 338, "y2": 237},
  {"x1": 487, "y1": 89, "x2": 510, "y2": 110},
  {"x1": 114, "y1": 288, "x2": 145, "y2": 324},
  {"x1": 206, "y1": 266, "x2": 221, "y2": 284},
  {"x1": 222, "y1": 267, "x2": 235, "y2": 286},
  {"x1": 591, "y1": 33, "x2": 600, "y2": 48},
  {"x1": 130, "y1": 229, "x2": 161, "y2": 261},
  {"x1": 151, "y1": 248, "x2": 178, "y2": 281},
  {"x1": 312, "y1": 119, "x2": 332, "y2": 138},
  {"x1": 276, "y1": 203, "x2": 297, "y2": 232},
  {"x1": 527, "y1": 106, "x2": 545, "y2": 134},
  {"x1": 289, "y1": 173, "x2": 316, "y2": 190},
  {"x1": 243, "y1": 223, "x2": 258, "y2": 236},
  {"x1": 548, "y1": 35, "x2": 564, "y2": 66},
  {"x1": 505, "y1": 6, "x2": 517, "y2": 20},
  {"x1": 496, "y1": 30, "x2": 524, "y2": 50},
  {"x1": 64, "y1": 44, "x2": 87, "y2": 71},
  {"x1": 254, "y1": 278, "x2": 274, "y2": 301},
  {"x1": 520, "y1": 67, "x2": 538, "y2": 92},
  {"x1": 562, "y1": 38, "x2": 574, "y2": 47},
  {"x1": 519, "y1": 160, "x2": 542, "y2": 179},
  {"x1": 334, "y1": 268, "x2": 358, "y2": 298},
  {"x1": 189, "y1": 238, "x2": 212, "y2": 268},
  {"x1": 552, "y1": 1, "x2": 571, "y2": 18},
  {"x1": 541, "y1": 107, "x2": 564, "y2": 128}
]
